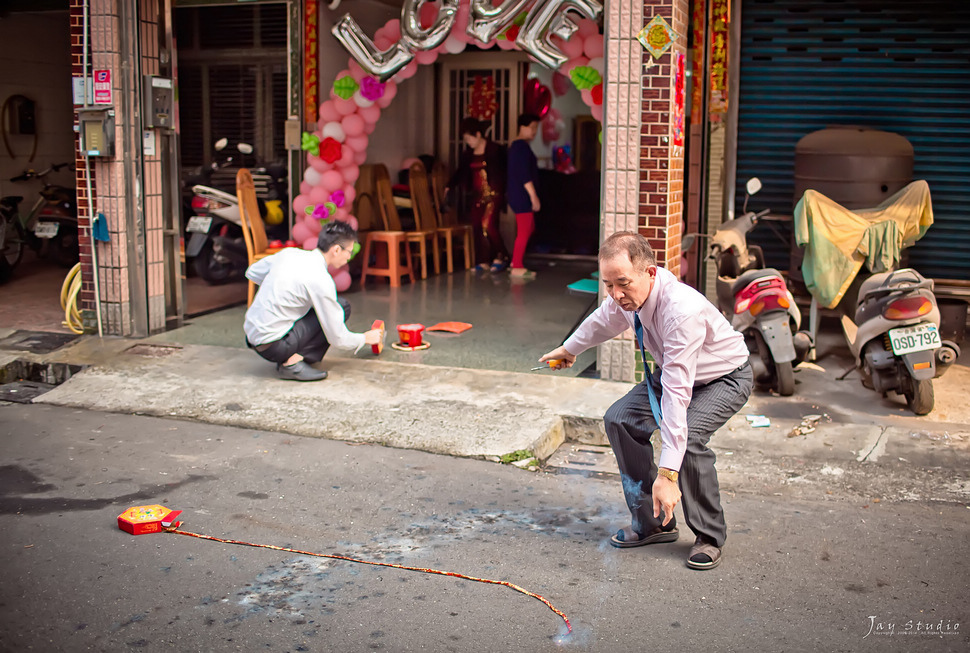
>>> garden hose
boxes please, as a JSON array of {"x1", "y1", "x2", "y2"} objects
[{"x1": 60, "y1": 262, "x2": 84, "y2": 334}]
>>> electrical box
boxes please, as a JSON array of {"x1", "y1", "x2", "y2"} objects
[
  {"x1": 78, "y1": 107, "x2": 115, "y2": 157},
  {"x1": 144, "y1": 75, "x2": 174, "y2": 129}
]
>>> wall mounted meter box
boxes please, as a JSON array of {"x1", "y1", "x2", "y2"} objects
[
  {"x1": 77, "y1": 107, "x2": 115, "y2": 157},
  {"x1": 144, "y1": 76, "x2": 174, "y2": 129}
]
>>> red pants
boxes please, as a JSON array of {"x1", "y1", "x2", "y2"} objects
[{"x1": 511, "y1": 212, "x2": 534, "y2": 269}]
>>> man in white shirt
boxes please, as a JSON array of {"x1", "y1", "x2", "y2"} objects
[
  {"x1": 244, "y1": 221, "x2": 383, "y2": 381},
  {"x1": 541, "y1": 232, "x2": 752, "y2": 570}
]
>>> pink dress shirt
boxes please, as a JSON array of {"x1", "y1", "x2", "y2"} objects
[{"x1": 563, "y1": 267, "x2": 748, "y2": 471}]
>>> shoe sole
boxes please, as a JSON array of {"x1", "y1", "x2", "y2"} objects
[{"x1": 610, "y1": 529, "x2": 679, "y2": 549}]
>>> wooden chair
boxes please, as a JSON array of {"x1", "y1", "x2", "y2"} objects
[
  {"x1": 237, "y1": 168, "x2": 283, "y2": 306},
  {"x1": 358, "y1": 165, "x2": 415, "y2": 287},
  {"x1": 429, "y1": 161, "x2": 473, "y2": 273},
  {"x1": 375, "y1": 163, "x2": 439, "y2": 279}
]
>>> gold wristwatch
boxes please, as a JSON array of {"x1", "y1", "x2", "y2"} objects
[{"x1": 657, "y1": 467, "x2": 679, "y2": 483}]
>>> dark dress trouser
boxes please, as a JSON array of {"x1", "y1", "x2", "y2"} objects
[
  {"x1": 603, "y1": 364, "x2": 753, "y2": 547},
  {"x1": 248, "y1": 297, "x2": 351, "y2": 365}
]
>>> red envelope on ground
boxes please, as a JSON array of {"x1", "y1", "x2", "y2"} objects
[{"x1": 426, "y1": 322, "x2": 473, "y2": 334}]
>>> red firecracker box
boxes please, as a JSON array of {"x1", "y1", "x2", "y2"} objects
[
  {"x1": 371, "y1": 319, "x2": 385, "y2": 355},
  {"x1": 118, "y1": 505, "x2": 182, "y2": 535}
]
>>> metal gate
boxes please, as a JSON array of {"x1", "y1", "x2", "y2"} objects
[{"x1": 736, "y1": 0, "x2": 970, "y2": 280}]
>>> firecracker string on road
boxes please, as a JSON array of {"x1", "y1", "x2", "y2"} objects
[{"x1": 163, "y1": 526, "x2": 571, "y2": 634}]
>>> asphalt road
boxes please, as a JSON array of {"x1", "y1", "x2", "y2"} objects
[{"x1": 1, "y1": 403, "x2": 967, "y2": 652}]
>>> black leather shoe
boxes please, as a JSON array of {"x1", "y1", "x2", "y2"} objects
[{"x1": 277, "y1": 360, "x2": 328, "y2": 381}]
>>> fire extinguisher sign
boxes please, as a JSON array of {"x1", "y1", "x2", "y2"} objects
[{"x1": 94, "y1": 70, "x2": 112, "y2": 104}]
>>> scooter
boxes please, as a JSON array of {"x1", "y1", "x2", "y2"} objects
[
  {"x1": 709, "y1": 178, "x2": 812, "y2": 395},
  {"x1": 184, "y1": 140, "x2": 287, "y2": 284},
  {"x1": 841, "y1": 268, "x2": 960, "y2": 415},
  {"x1": 0, "y1": 164, "x2": 79, "y2": 275}
]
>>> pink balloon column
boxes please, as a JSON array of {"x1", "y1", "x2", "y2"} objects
[{"x1": 296, "y1": 3, "x2": 606, "y2": 291}]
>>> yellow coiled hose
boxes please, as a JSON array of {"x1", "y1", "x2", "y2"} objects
[{"x1": 60, "y1": 262, "x2": 84, "y2": 334}]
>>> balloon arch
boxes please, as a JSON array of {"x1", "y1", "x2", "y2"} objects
[{"x1": 296, "y1": 0, "x2": 606, "y2": 291}]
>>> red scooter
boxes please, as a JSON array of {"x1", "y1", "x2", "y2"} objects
[{"x1": 709, "y1": 178, "x2": 812, "y2": 395}]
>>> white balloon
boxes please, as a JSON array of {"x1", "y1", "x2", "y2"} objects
[
  {"x1": 444, "y1": 34, "x2": 467, "y2": 54},
  {"x1": 304, "y1": 167, "x2": 321, "y2": 186},
  {"x1": 353, "y1": 93, "x2": 375, "y2": 108},
  {"x1": 587, "y1": 56, "x2": 604, "y2": 73},
  {"x1": 321, "y1": 122, "x2": 346, "y2": 143}
]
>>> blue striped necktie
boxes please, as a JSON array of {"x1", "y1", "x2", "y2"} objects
[{"x1": 633, "y1": 312, "x2": 663, "y2": 426}]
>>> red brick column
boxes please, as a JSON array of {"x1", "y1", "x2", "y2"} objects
[
  {"x1": 639, "y1": 0, "x2": 689, "y2": 277},
  {"x1": 69, "y1": 0, "x2": 97, "y2": 329}
]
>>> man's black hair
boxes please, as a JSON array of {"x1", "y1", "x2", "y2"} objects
[
  {"x1": 317, "y1": 220, "x2": 357, "y2": 252},
  {"x1": 459, "y1": 117, "x2": 486, "y2": 137},
  {"x1": 517, "y1": 113, "x2": 540, "y2": 128}
]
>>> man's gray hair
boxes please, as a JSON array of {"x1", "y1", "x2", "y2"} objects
[{"x1": 599, "y1": 231, "x2": 657, "y2": 269}]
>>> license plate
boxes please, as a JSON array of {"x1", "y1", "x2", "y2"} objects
[
  {"x1": 34, "y1": 221, "x2": 59, "y2": 238},
  {"x1": 889, "y1": 323, "x2": 941, "y2": 355},
  {"x1": 186, "y1": 216, "x2": 212, "y2": 233}
]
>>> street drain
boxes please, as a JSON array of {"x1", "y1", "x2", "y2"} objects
[
  {"x1": 124, "y1": 344, "x2": 182, "y2": 357},
  {"x1": 0, "y1": 330, "x2": 80, "y2": 354},
  {"x1": 0, "y1": 359, "x2": 86, "y2": 403}
]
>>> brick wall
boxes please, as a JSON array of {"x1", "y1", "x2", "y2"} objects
[{"x1": 598, "y1": 0, "x2": 690, "y2": 382}]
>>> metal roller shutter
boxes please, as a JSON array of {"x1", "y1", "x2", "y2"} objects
[{"x1": 736, "y1": 0, "x2": 970, "y2": 280}]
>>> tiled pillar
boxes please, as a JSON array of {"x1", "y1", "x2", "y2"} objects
[
  {"x1": 599, "y1": 0, "x2": 690, "y2": 382},
  {"x1": 70, "y1": 0, "x2": 166, "y2": 336}
]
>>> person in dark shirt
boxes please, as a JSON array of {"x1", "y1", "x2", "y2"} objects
[
  {"x1": 506, "y1": 113, "x2": 541, "y2": 279},
  {"x1": 448, "y1": 118, "x2": 509, "y2": 272}
]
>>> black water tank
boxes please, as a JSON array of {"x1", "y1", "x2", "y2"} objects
[{"x1": 793, "y1": 126, "x2": 914, "y2": 209}]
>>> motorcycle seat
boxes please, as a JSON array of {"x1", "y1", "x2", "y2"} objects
[
  {"x1": 1, "y1": 196, "x2": 23, "y2": 208},
  {"x1": 732, "y1": 268, "x2": 783, "y2": 296}
]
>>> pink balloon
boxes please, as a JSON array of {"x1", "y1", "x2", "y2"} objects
[
  {"x1": 580, "y1": 88, "x2": 593, "y2": 107},
  {"x1": 496, "y1": 37, "x2": 515, "y2": 51},
  {"x1": 562, "y1": 36, "x2": 584, "y2": 60},
  {"x1": 584, "y1": 33, "x2": 604, "y2": 59},
  {"x1": 344, "y1": 215, "x2": 359, "y2": 231},
  {"x1": 345, "y1": 135, "x2": 368, "y2": 153},
  {"x1": 341, "y1": 113, "x2": 365, "y2": 137},
  {"x1": 321, "y1": 170, "x2": 344, "y2": 192},
  {"x1": 293, "y1": 195, "x2": 310, "y2": 217},
  {"x1": 364, "y1": 121, "x2": 376, "y2": 135},
  {"x1": 340, "y1": 165, "x2": 360, "y2": 185},
  {"x1": 300, "y1": 181, "x2": 312, "y2": 196},
  {"x1": 333, "y1": 97, "x2": 357, "y2": 116},
  {"x1": 384, "y1": 19, "x2": 401, "y2": 42},
  {"x1": 338, "y1": 143, "x2": 355, "y2": 166},
  {"x1": 308, "y1": 154, "x2": 333, "y2": 173},
  {"x1": 455, "y1": 4, "x2": 469, "y2": 32},
  {"x1": 359, "y1": 104, "x2": 381, "y2": 124},
  {"x1": 333, "y1": 269, "x2": 352, "y2": 292},
  {"x1": 395, "y1": 60, "x2": 418, "y2": 82},
  {"x1": 376, "y1": 81, "x2": 397, "y2": 108},
  {"x1": 354, "y1": 149, "x2": 367, "y2": 165},
  {"x1": 303, "y1": 237, "x2": 319, "y2": 251},
  {"x1": 342, "y1": 186, "x2": 356, "y2": 205},
  {"x1": 374, "y1": 36, "x2": 393, "y2": 51},
  {"x1": 577, "y1": 18, "x2": 599, "y2": 39},
  {"x1": 419, "y1": 2, "x2": 437, "y2": 28},
  {"x1": 319, "y1": 100, "x2": 341, "y2": 124},
  {"x1": 292, "y1": 221, "x2": 312, "y2": 244},
  {"x1": 309, "y1": 186, "x2": 329, "y2": 204},
  {"x1": 415, "y1": 49, "x2": 438, "y2": 65},
  {"x1": 552, "y1": 72, "x2": 571, "y2": 96},
  {"x1": 304, "y1": 215, "x2": 322, "y2": 234},
  {"x1": 592, "y1": 103, "x2": 603, "y2": 122},
  {"x1": 348, "y1": 60, "x2": 366, "y2": 82}
]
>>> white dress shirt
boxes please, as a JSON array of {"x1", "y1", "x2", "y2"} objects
[
  {"x1": 563, "y1": 267, "x2": 748, "y2": 471},
  {"x1": 243, "y1": 248, "x2": 365, "y2": 352}
]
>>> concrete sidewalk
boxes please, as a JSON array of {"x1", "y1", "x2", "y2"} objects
[{"x1": 2, "y1": 325, "x2": 967, "y2": 483}]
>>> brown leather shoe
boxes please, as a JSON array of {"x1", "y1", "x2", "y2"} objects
[{"x1": 687, "y1": 536, "x2": 722, "y2": 570}]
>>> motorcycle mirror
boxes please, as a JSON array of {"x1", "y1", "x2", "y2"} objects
[
  {"x1": 214, "y1": 138, "x2": 228, "y2": 151},
  {"x1": 237, "y1": 143, "x2": 254, "y2": 155},
  {"x1": 745, "y1": 177, "x2": 762, "y2": 196},
  {"x1": 682, "y1": 234, "x2": 696, "y2": 252}
]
